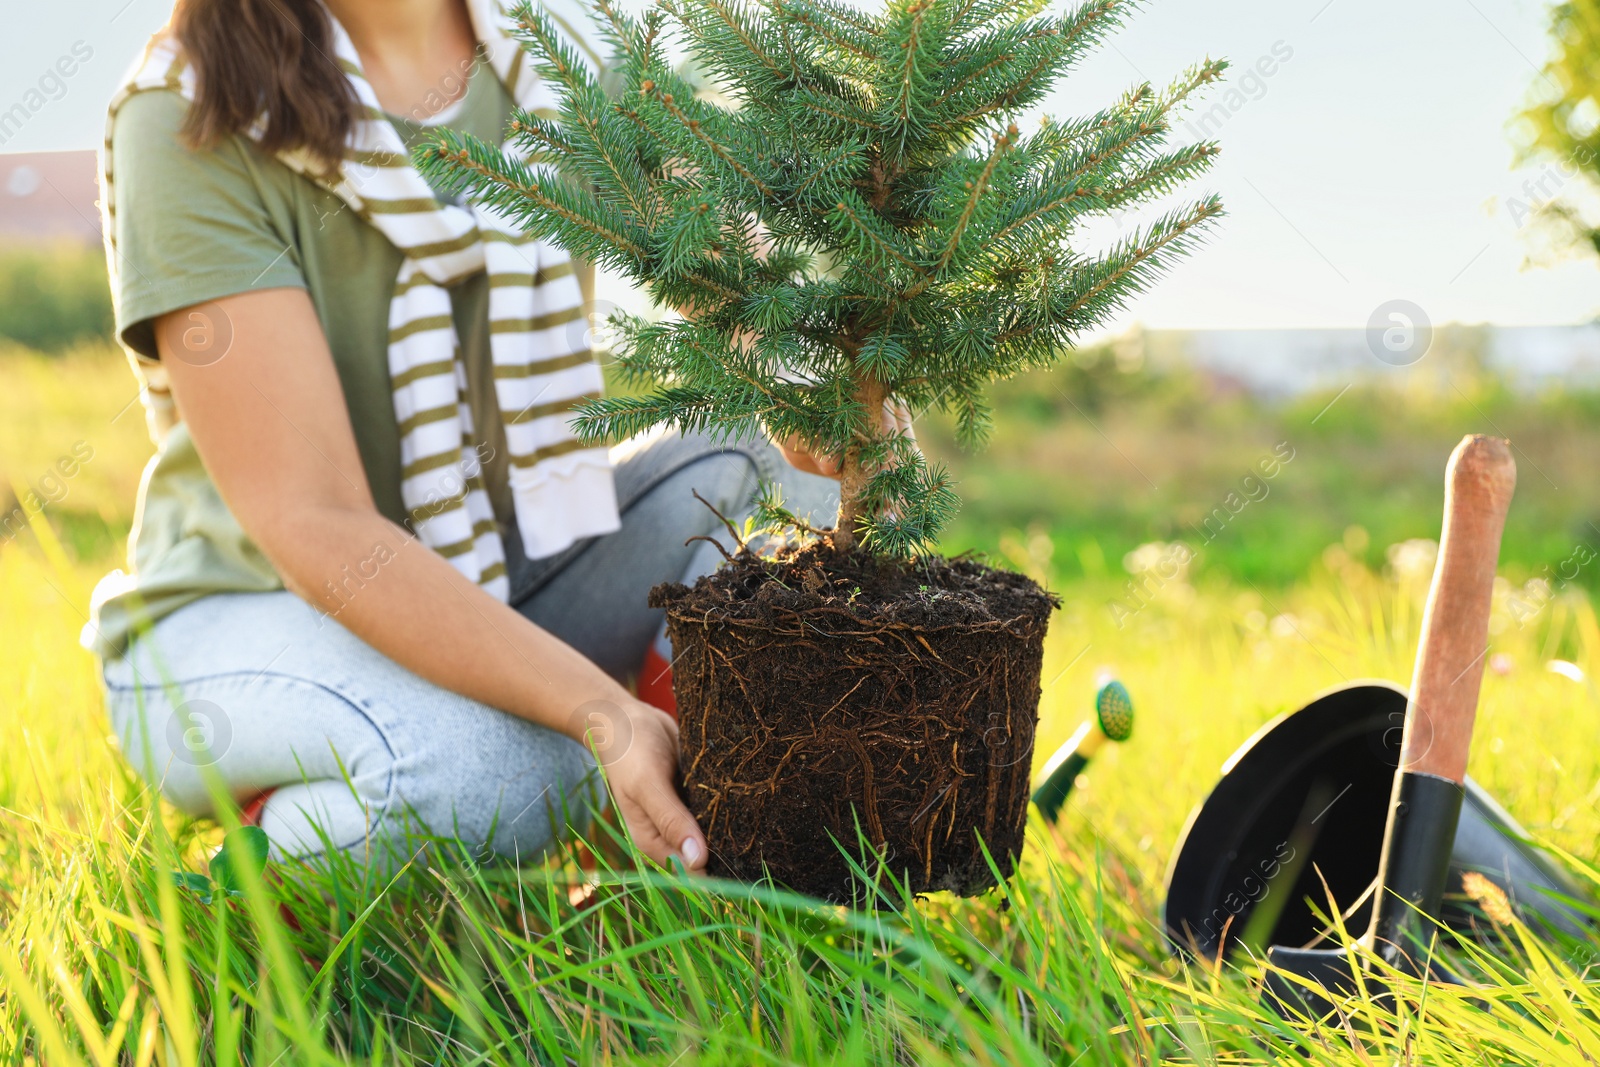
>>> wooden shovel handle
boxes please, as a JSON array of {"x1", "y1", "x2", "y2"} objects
[{"x1": 1400, "y1": 435, "x2": 1517, "y2": 781}]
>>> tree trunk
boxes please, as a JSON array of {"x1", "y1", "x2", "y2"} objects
[{"x1": 832, "y1": 377, "x2": 885, "y2": 553}]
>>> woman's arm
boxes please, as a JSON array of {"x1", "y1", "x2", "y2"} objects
[{"x1": 156, "y1": 287, "x2": 707, "y2": 871}]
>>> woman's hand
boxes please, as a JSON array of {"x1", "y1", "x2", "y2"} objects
[
  {"x1": 580, "y1": 697, "x2": 708, "y2": 872},
  {"x1": 774, "y1": 398, "x2": 918, "y2": 478},
  {"x1": 774, "y1": 434, "x2": 842, "y2": 477}
]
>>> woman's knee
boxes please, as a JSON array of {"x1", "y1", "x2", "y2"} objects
[
  {"x1": 103, "y1": 668, "x2": 397, "y2": 824},
  {"x1": 102, "y1": 592, "x2": 601, "y2": 867},
  {"x1": 766, "y1": 463, "x2": 839, "y2": 530},
  {"x1": 258, "y1": 780, "x2": 395, "y2": 861},
  {"x1": 670, "y1": 434, "x2": 839, "y2": 528}
]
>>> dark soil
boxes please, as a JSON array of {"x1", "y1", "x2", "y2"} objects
[{"x1": 650, "y1": 543, "x2": 1058, "y2": 902}]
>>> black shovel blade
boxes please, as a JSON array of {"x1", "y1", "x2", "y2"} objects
[
  {"x1": 1264, "y1": 937, "x2": 1466, "y2": 1020},
  {"x1": 1164, "y1": 682, "x2": 1592, "y2": 962},
  {"x1": 1165, "y1": 683, "x2": 1406, "y2": 961},
  {"x1": 1263, "y1": 945, "x2": 1362, "y2": 1017}
]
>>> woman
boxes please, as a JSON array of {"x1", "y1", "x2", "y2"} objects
[{"x1": 90, "y1": 0, "x2": 847, "y2": 872}]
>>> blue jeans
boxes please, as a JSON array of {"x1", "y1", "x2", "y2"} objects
[{"x1": 102, "y1": 430, "x2": 837, "y2": 866}]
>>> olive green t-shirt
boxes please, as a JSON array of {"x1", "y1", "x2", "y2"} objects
[{"x1": 85, "y1": 59, "x2": 548, "y2": 658}]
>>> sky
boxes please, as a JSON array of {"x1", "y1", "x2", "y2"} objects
[{"x1": 3, "y1": 0, "x2": 1596, "y2": 331}]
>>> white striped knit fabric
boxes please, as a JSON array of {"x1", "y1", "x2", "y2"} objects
[{"x1": 101, "y1": 0, "x2": 621, "y2": 602}]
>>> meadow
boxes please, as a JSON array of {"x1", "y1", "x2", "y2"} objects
[{"x1": 5, "y1": 338, "x2": 1600, "y2": 1064}]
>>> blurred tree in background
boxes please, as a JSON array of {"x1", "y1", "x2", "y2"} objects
[
  {"x1": 0, "y1": 245, "x2": 112, "y2": 353},
  {"x1": 1518, "y1": 0, "x2": 1600, "y2": 262}
]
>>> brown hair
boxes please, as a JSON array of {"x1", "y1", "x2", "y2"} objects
[{"x1": 172, "y1": 0, "x2": 360, "y2": 174}]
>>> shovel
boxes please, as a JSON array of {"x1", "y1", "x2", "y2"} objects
[{"x1": 1265, "y1": 434, "x2": 1516, "y2": 1012}]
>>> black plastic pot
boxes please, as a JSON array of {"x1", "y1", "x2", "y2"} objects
[{"x1": 1164, "y1": 682, "x2": 1592, "y2": 961}]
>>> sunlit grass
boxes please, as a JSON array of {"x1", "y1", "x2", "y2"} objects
[
  {"x1": 5, "y1": 344, "x2": 1600, "y2": 1062},
  {"x1": 0, "y1": 342, "x2": 151, "y2": 562}
]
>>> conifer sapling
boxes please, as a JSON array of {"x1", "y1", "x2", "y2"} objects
[{"x1": 422, "y1": 0, "x2": 1224, "y2": 557}]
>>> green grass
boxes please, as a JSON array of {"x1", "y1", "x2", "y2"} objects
[
  {"x1": 920, "y1": 345, "x2": 1600, "y2": 589},
  {"x1": 7, "y1": 343, "x2": 1600, "y2": 1063}
]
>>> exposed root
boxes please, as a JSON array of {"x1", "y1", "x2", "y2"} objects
[
  {"x1": 690, "y1": 488, "x2": 749, "y2": 552},
  {"x1": 652, "y1": 544, "x2": 1058, "y2": 901}
]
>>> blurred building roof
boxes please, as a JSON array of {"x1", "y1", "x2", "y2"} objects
[
  {"x1": 1127, "y1": 324, "x2": 1600, "y2": 396},
  {"x1": 0, "y1": 150, "x2": 100, "y2": 247}
]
